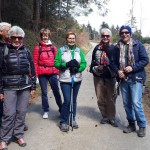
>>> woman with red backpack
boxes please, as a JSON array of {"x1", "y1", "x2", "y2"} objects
[{"x1": 33, "y1": 28, "x2": 62, "y2": 119}]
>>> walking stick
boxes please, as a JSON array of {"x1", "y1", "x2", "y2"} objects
[{"x1": 69, "y1": 75, "x2": 74, "y2": 131}]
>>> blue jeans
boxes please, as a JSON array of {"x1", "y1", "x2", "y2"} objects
[
  {"x1": 39, "y1": 75, "x2": 62, "y2": 112},
  {"x1": 120, "y1": 79, "x2": 146, "y2": 127},
  {"x1": 60, "y1": 82, "x2": 81, "y2": 124}
]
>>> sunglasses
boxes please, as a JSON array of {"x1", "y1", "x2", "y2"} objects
[
  {"x1": 11, "y1": 36, "x2": 23, "y2": 40},
  {"x1": 101, "y1": 35, "x2": 110, "y2": 38},
  {"x1": 120, "y1": 32, "x2": 130, "y2": 35}
]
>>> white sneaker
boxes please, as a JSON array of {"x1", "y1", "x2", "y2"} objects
[{"x1": 43, "y1": 112, "x2": 49, "y2": 119}]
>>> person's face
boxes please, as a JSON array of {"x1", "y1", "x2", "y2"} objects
[
  {"x1": 66, "y1": 34, "x2": 76, "y2": 46},
  {"x1": 120, "y1": 29, "x2": 131, "y2": 43},
  {"x1": 42, "y1": 33, "x2": 49, "y2": 43},
  {"x1": 10, "y1": 33, "x2": 23, "y2": 48},
  {"x1": 0, "y1": 26, "x2": 11, "y2": 42},
  {"x1": 101, "y1": 31, "x2": 111, "y2": 44}
]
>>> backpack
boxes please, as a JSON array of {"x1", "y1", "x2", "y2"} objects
[{"x1": 38, "y1": 45, "x2": 54, "y2": 67}]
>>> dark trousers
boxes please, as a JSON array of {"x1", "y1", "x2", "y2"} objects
[
  {"x1": 39, "y1": 74, "x2": 62, "y2": 112},
  {"x1": 94, "y1": 76, "x2": 116, "y2": 120},
  {"x1": 60, "y1": 82, "x2": 81, "y2": 124}
]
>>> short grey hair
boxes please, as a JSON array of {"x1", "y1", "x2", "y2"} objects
[
  {"x1": 0, "y1": 22, "x2": 11, "y2": 31},
  {"x1": 8, "y1": 26, "x2": 25, "y2": 38},
  {"x1": 100, "y1": 28, "x2": 112, "y2": 37}
]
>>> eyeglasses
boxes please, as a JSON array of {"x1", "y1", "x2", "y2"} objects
[
  {"x1": 11, "y1": 36, "x2": 23, "y2": 40},
  {"x1": 120, "y1": 32, "x2": 130, "y2": 35},
  {"x1": 101, "y1": 35, "x2": 110, "y2": 38}
]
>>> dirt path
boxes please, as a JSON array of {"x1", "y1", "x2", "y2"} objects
[{"x1": 9, "y1": 43, "x2": 150, "y2": 150}]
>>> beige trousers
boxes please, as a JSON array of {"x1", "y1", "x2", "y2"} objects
[{"x1": 94, "y1": 76, "x2": 117, "y2": 120}]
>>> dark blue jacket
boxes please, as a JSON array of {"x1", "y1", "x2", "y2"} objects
[{"x1": 111, "y1": 39, "x2": 149, "y2": 83}]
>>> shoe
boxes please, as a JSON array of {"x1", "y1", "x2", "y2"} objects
[
  {"x1": 100, "y1": 118, "x2": 109, "y2": 124},
  {"x1": 123, "y1": 124, "x2": 136, "y2": 133},
  {"x1": 137, "y1": 127, "x2": 146, "y2": 137},
  {"x1": 0, "y1": 141, "x2": 8, "y2": 150},
  {"x1": 60, "y1": 124, "x2": 69, "y2": 132},
  {"x1": 109, "y1": 119, "x2": 118, "y2": 127},
  {"x1": 16, "y1": 138, "x2": 27, "y2": 147},
  {"x1": 70, "y1": 121, "x2": 79, "y2": 129},
  {"x1": 43, "y1": 112, "x2": 49, "y2": 119},
  {"x1": 24, "y1": 124, "x2": 28, "y2": 131}
]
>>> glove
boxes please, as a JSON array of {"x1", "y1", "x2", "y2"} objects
[
  {"x1": 66, "y1": 59, "x2": 79, "y2": 68},
  {"x1": 70, "y1": 67, "x2": 79, "y2": 74}
]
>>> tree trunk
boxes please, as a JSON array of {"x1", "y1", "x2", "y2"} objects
[
  {"x1": 32, "y1": 0, "x2": 41, "y2": 31},
  {"x1": 0, "y1": 0, "x2": 2, "y2": 22}
]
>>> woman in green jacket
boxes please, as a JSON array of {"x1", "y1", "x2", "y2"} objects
[{"x1": 55, "y1": 32, "x2": 87, "y2": 132}]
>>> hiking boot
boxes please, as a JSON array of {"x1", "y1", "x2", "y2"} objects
[
  {"x1": 109, "y1": 119, "x2": 118, "y2": 127},
  {"x1": 100, "y1": 118, "x2": 109, "y2": 124},
  {"x1": 43, "y1": 112, "x2": 49, "y2": 119},
  {"x1": 60, "y1": 124, "x2": 69, "y2": 132},
  {"x1": 70, "y1": 121, "x2": 79, "y2": 129},
  {"x1": 123, "y1": 124, "x2": 136, "y2": 133},
  {"x1": 137, "y1": 127, "x2": 146, "y2": 137},
  {"x1": 16, "y1": 138, "x2": 27, "y2": 147}
]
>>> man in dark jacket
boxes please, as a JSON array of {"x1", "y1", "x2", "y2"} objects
[
  {"x1": 0, "y1": 22, "x2": 11, "y2": 124},
  {"x1": 111, "y1": 25, "x2": 149, "y2": 137}
]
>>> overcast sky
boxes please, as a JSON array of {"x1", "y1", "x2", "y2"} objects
[{"x1": 75, "y1": 0, "x2": 150, "y2": 37}]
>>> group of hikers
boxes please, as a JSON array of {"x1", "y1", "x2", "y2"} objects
[{"x1": 0, "y1": 22, "x2": 149, "y2": 150}]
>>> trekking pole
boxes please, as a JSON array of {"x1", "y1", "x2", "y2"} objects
[{"x1": 69, "y1": 75, "x2": 74, "y2": 131}]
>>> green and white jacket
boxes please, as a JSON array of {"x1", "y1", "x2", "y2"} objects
[{"x1": 54, "y1": 44, "x2": 87, "y2": 83}]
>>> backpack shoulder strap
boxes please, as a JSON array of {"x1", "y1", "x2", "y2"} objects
[
  {"x1": 75, "y1": 47, "x2": 80, "y2": 53},
  {"x1": 50, "y1": 45, "x2": 54, "y2": 54},
  {"x1": 60, "y1": 46, "x2": 67, "y2": 55}
]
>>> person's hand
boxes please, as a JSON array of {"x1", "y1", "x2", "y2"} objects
[
  {"x1": 118, "y1": 70, "x2": 125, "y2": 79},
  {"x1": 30, "y1": 90, "x2": 36, "y2": 96},
  {"x1": 0, "y1": 94, "x2": 4, "y2": 101},
  {"x1": 124, "y1": 66, "x2": 133, "y2": 73}
]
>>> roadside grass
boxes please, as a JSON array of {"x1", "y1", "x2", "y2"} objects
[
  {"x1": 143, "y1": 63, "x2": 150, "y2": 123},
  {"x1": 29, "y1": 84, "x2": 41, "y2": 104}
]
